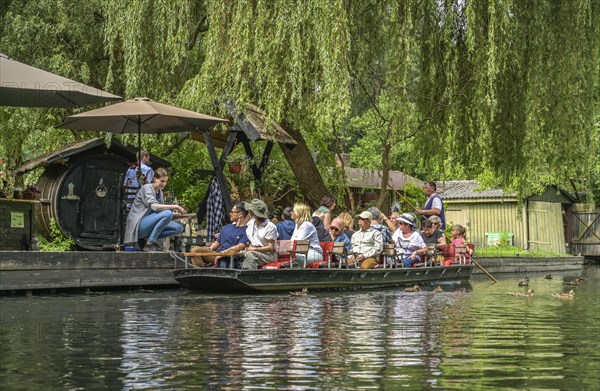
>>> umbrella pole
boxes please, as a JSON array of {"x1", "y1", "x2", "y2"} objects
[{"x1": 137, "y1": 120, "x2": 143, "y2": 182}]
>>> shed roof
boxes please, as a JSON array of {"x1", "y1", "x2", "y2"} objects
[
  {"x1": 438, "y1": 180, "x2": 514, "y2": 200},
  {"x1": 345, "y1": 167, "x2": 423, "y2": 190},
  {"x1": 16, "y1": 137, "x2": 171, "y2": 174}
]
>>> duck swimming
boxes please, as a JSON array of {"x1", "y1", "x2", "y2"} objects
[
  {"x1": 433, "y1": 286, "x2": 443, "y2": 293},
  {"x1": 544, "y1": 274, "x2": 553, "y2": 279},
  {"x1": 552, "y1": 290, "x2": 575, "y2": 300},
  {"x1": 512, "y1": 289, "x2": 535, "y2": 297},
  {"x1": 518, "y1": 277, "x2": 529, "y2": 287},
  {"x1": 289, "y1": 287, "x2": 309, "y2": 296},
  {"x1": 404, "y1": 285, "x2": 421, "y2": 292}
]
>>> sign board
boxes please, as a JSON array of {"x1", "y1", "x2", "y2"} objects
[
  {"x1": 10, "y1": 211, "x2": 25, "y2": 228},
  {"x1": 486, "y1": 232, "x2": 513, "y2": 246}
]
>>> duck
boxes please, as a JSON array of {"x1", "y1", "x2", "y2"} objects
[
  {"x1": 511, "y1": 289, "x2": 535, "y2": 297},
  {"x1": 289, "y1": 287, "x2": 309, "y2": 296},
  {"x1": 404, "y1": 285, "x2": 421, "y2": 292},
  {"x1": 564, "y1": 278, "x2": 582, "y2": 286},
  {"x1": 544, "y1": 274, "x2": 553, "y2": 280},
  {"x1": 433, "y1": 286, "x2": 443, "y2": 293},
  {"x1": 518, "y1": 277, "x2": 529, "y2": 287},
  {"x1": 552, "y1": 290, "x2": 575, "y2": 300}
]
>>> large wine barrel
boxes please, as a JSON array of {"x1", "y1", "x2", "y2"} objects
[{"x1": 36, "y1": 154, "x2": 129, "y2": 250}]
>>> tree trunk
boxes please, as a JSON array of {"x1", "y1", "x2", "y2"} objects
[{"x1": 279, "y1": 122, "x2": 329, "y2": 209}]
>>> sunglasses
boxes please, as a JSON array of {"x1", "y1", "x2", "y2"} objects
[
  {"x1": 399, "y1": 221, "x2": 408, "y2": 226},
  {"x1": 330, "y1": 227, "x2": 340, "y2": 232}
]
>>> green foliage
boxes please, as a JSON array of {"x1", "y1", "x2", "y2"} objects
[
  {"x1": 400, "y1": 182, "x2": 427, "y2": 213},
  {"x1": 37, "y1": 218, "x2": 74, "y2": 251},
  {"x1": 0, "y1": 0, "x2": 598, "y2": 210}
]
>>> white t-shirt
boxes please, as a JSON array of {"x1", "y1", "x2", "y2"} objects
[
  {"x1": 291, "y1": 221, "x2": 322, "y2": 253},
  {"x1": 426, "y1": 193, "x2": 443, "y2": 211},
  {"x1": 246, "y1": 219, "x2": 278, "y2": 252},
  {"x1": 392, "y1": 230, "x2": 426, "y2": 256}
]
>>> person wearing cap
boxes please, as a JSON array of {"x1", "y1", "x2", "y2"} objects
[
  {"x1": 348, "y1": 211, "x2": 383, "y2": 269},
  {"x1": 290, "y1": 203, "x2": 323, "y2": 266},
  {"x1": 329, "y1": 217, "x2": 351, "y2": 252},
  {"x1": 367, "y1": 206, "x2": 394, "y2": 244},
  {"x1": 415, "y1": 181, "x2": 446, "y2": 229},
  {"x1": 392, "y1": 212, "x2": 426, "y2": 268},
  {"x1": 242, "y1": 199, "x2": 278, "y2": 269}
]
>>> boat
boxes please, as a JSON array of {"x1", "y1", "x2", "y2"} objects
[{"x1": 172, "y1": 263, "x2": 474, "y2": 293}]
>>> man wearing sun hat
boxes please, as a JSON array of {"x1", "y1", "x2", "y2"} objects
[
  {"x1": 348, "y1": 211, "x2": 383, "y2": 269},
  {"x1": 242, "y1": 199, "x2": 278, "y2": 269}
]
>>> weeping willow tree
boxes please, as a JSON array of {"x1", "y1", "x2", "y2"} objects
[{"x1": 2, "y1": 0, "x2": 598, "y2": 206}]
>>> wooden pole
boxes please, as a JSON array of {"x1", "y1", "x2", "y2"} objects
[
  {"x1": 387, "y1": 184, "x2": 418, "y2": 211},
  {"x1": 472, "y1": 260, "x2": 498, "y2": 283}
]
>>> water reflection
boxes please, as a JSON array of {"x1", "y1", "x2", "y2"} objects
[{"x1": 0, "y1": 267, "x2": 598, "y2": 390}]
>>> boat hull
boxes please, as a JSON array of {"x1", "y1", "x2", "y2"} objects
[{"x1": 173, "y1": 265, "x2": 474, "y2": 293}]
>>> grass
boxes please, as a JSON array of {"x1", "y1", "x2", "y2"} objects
[{"x1": 474, "y1": 245, "x2": 572, "y2": 258}]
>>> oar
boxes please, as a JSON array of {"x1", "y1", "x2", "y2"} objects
[{"x1": 472, "y1": 260, "x2": 498, "y2": 283}]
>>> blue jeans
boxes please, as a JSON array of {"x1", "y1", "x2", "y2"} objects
[
  {"x1": 402, "y1": 255, "x2": 420, "y2": 268},
  {"x1": 138, "y1": 210, "x2": 183, "y2": 243}
]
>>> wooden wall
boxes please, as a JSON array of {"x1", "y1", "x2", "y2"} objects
[
  {"x1": 527, "y1": 200, "x2": 566, "y2": 254},
  {"x1": 445, "y1": 200, "x2": 523, "y2": 248}
]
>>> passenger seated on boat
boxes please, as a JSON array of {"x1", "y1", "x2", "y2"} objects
[
  {"x1": 123, "y1": 150, "x2": 154, "y2": 211},
  {"x1": 368, "y1": 207, "x2": 394, "y2": 244},
  {"x1": 419, "y1": 220, "x2": 447, "y2": 251},
  {"x1": 392, "y1": 213, "x2": 426, "y2": 268},
  {"x1": 311, "y1": 212, "x2": 332, "y2": 242},
  {"x1": 124, "y1": 168, "x2": 186, "y2": 252},
  {"x1": 190, "y1": 201, "x2": 249, "y2": 268},
  {"x1": 275, "y1": 206, "x2": 295, "y2": 240},
  {"x1": 329, "y1": 218, "x2": 351, "y2": 252},
  {"x1": 348, "y1": 211, "x2": 383, "y2": 269},
  {"x1": 290, "y1": 203, "x2": 323, "y2": 266},
  {"x1": 450, "y1": 225, "x2": 472, "y2": 255},
  {"x1": 337, "y1": 212, "x2": 355, "y2": 239},
  {"x1": 241, "y1": 199, "x2": 278, "y2": 270}
]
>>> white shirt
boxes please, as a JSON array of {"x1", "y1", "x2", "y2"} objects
[
  {"x1": 426, "y1": 193, "x2": 443, "y2": 211},
  {"x1": 392, "y1": 230, "x2": 426, "y2": 256},
  {"x1": 291, "y1": 221, "x2": 322, "y2": 253},
  {"x1": 246, "y1": 219, "x2": 278, "y2": 251}
]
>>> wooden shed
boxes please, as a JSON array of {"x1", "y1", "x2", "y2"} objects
[
  {"x1": 440, "y1": 180, "x2": 576, "y2": 254},
  {"x1": 16, "y1": 138, "x2": 170, "y2": 250},
  {"x1": 342, "y1": 165, "x2": 424, "y2": 213}
]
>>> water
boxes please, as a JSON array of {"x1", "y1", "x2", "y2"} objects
[{"x1": 1, "y1": 266, "x2": 599, "y2": 390}]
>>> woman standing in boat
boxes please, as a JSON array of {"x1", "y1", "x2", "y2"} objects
[
  {"x1": 124, "y1": 168, "x2": 186, "y2": 252},
  {"x1": 242, "y1": 199, "x2": 278, "y2": 269},
  {"x1": 291, "y1": 203, "x2": 323, "y2": 266}
]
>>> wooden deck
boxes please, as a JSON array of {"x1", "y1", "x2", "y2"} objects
[
  {"x1": 0, "y1": 251, "x2": 178, "y2": 291},
  {"x1": 0, "y1": 251, "x2": 585, "y2": 292}
]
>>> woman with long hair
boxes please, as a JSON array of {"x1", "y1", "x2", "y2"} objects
[
  {"x1": 291, "y1": 203, "x2": 323, "y2": 266},
  {"x1": 124, "y1": 168, "x2": 186, "y2": 252}
]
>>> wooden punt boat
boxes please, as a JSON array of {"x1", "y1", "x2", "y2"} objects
[{"x1": 172, "y1": 263, "x2": 474, "y2": 293}]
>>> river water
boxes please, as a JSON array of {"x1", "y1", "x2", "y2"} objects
[{"x1": 1, "y1": 266, "x2": 598, "y2": 390}]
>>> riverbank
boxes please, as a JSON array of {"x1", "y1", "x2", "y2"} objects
[{"x1": 0, "y1": 251, "x2": 585, "y2": 292}]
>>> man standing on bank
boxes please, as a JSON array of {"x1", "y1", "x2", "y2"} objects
[{"x1": 416, "y1": 181, "x2": 446, "y2": 230}]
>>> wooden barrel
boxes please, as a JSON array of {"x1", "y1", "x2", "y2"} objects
[{"x1": 35, "y1": 154, "x2": 129, "y2": 250}]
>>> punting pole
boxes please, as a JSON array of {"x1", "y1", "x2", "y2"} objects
[{"x1": 472, "y1": 260, "x2": 498, "y2": 283}]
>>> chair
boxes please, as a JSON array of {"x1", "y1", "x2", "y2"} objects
[
  {"x1": 422, "y1": 244, "x2": 439, "y2": 267},
  {"x1": 380, "y1": 243, "x2": 398, "y2": 268},
  {"x1": 454, "y1": 244, "x2": 469, "y2": 264},
  {"x1": 288, "y1": 240, "x2": 310, "y2": 267},
  {"x1": 330, "y1": 242, "x2": 347, "y2": 268}
]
